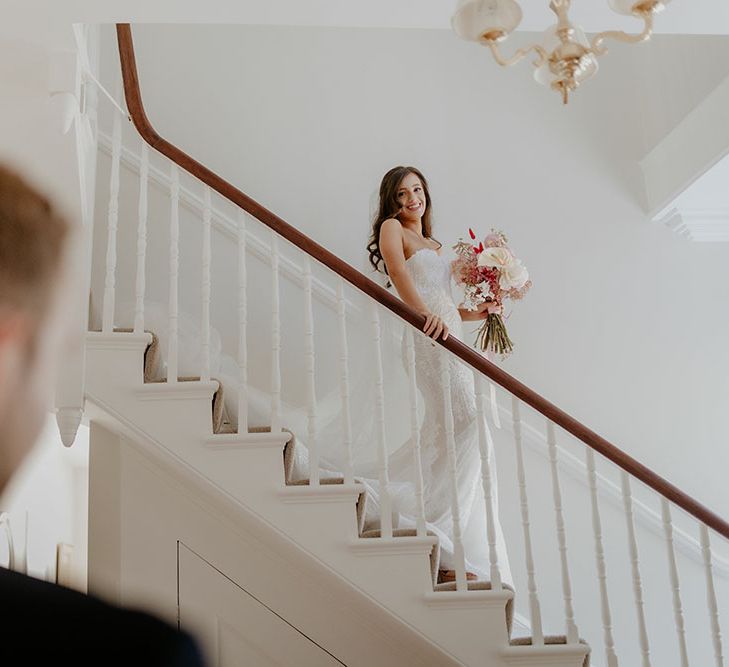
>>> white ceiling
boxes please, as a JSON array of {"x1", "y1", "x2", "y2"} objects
[{"x1": 2, "y1": 0, "x2": 729, "y2": 35}]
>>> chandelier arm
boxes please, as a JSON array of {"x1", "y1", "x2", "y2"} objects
[
  {"x1": 590, "y1": 10, "x2": 654, "y2": 56},
  {"x1": 488, "y1": 40, "x2": 548, "y2": 68}
]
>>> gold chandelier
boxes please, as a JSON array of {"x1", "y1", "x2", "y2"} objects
[{"x1": 452, "y1": 0, "x2": 671, "y2": 104}]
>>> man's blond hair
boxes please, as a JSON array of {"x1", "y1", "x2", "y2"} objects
[{"x1": 0, "y1": 163, "x2": 71, "y2": 320}]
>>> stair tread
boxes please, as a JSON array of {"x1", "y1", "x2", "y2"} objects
[
  {"x1": 509, "y1": 635, "x2": 589, "y2": 646},
  {"x1": 508, "y1": 635, "x2": 590, "y2": 667},
  {"x1": 289, "y1": 477, "x2": 347, "y2": 486},
  {"x1": 361, "y1": 528, "x2": 438, "y2": 538},
  {"x1": 433, "y1": 580, "x2": 514, "y2": 593}
]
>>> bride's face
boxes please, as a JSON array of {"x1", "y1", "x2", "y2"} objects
[{"x1": 396, "y1": 173, "x2": 426, "y2": 222}]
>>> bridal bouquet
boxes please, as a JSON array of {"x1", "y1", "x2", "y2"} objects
[{"x1": 452, "y1": 228, "x2": 531, "y2": 356}]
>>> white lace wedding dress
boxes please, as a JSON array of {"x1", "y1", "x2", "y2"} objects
[
  {"x1": 286, "y1": 247, "x2": 513, "y2": 583},
  {"x1": 379, "y1": 247, "x2": 513, "y2": 583}
]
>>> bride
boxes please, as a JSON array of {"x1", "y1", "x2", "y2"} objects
[{"x1": 366, "y1": 165, "x2": 513, "y2": 586}]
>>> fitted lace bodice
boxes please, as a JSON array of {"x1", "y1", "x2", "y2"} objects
[{"x1": 403, "y1": 248, "x2": 463, "y2": 337}]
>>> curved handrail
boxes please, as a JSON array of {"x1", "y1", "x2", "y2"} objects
[{"x1": 116, "y1": 23, "x2": 729, "y2": 541}]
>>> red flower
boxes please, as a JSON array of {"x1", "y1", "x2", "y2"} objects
[
  {"x1": 468, "y1": 228, "x2": 476, "y2": 240},
  {"x1": 477, "y1": 242, "x2": 484, "y2": 254}
]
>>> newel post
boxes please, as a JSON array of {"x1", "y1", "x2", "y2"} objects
[{"x1": 54, "y1": 27, "x2": 101, "y2": 446}]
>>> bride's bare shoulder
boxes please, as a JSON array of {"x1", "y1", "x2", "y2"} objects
[{"x1": 380, "y1": 217, "x2": 402, "y2": 236}]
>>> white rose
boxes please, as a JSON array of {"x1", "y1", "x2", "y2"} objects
[
  {"x1": 478, "y1": 247, "x2": 528, "y2": 290},
  {"x1": 477, "y1": 246, "x2": 514, "y2": 270},
  {"x1": 499, "y1": 260, "x2": 529, "y2": 290}
]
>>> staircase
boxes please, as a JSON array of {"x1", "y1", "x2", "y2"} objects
[
  {"x1": 78, "y1": 23, "x2": 728, "y2": 667},
  {"x1": 85, "y1": 327, "x2": 591, "y2": 666}
]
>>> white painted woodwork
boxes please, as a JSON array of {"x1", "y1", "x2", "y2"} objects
[
  {"x1": 336, "y1": 279, "x2": 355, "y2": 486},
  {"x1": 475, "y1": 373, "x2": 502, "y2": 591},
  {"x1": 56, "y1": 408, "x2": 84, "y2": 451},
  {"x1": 621, "y1": 472, "x2": 651, "y2": 667},
  {"x1": 489, "y1": 382, "x2": 502, "y2": 429},
  {"x1": 98, "y1": 130, "x2": 348, "y2": 313},
  {"x1": 303, "y1": 256, "x2": 319, "y2": 485},
  {"x1": 371, "y1": 303, "x2": 392, "y2": 538},
  {"x1": 167, "y1": 163, "x2": 180, "y2": 384},
  {"x1": 440, "y1": 351, "x2": 468, "y2": 592},
  {"x1": 237, "y1": 212, "x2": 249, "y2": 434},
  {"x1": 201, "y1": 185, "x2": 212, "y2": 382},
  {"x1": 179, "y1": 544, "x2": 343, "y2": 666},
  {"x1": 405, "y1": 328, "x2": 427, "y2": 537},
  {"x1": 86, "y1": 420, "x2": 462, "y2": 667},
  {"x1": 270, "y1": 232, "x2": 282, "y2": 432},
  {"x1": 659, "y1": 207, "x2": 729, "y2": 243},
  {"x1": 133, "y1": 141, "x2": 149, "y2": 335},
  {"x1": 700, "y1": 524, "x2": 725, "y2": 667},
  {"x1": 512, "y1": 396, "x2": 544, "y2": 646},
  {"x1": 546, "y1": 420, "x2": 578, "y2": 645},
  {"x1": 661, "y1": 498, "x2": 690, "y2": 667},
  {"x1": 102, "y1": 106, "x2": 122, "y2": 333},
  {"x1": 585, "y1": 448, "x2": 617, "y2": 667}
]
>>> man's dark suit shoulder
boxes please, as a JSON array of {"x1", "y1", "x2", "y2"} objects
[{"x1": 0, "y1": 566, "x2": 204, "y2": 665}]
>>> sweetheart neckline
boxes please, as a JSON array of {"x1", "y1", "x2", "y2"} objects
[{"x1": 405, "y1": 247, "x2": 443, "y2": 263}]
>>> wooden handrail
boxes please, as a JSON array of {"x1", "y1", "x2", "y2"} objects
[{"x1": 116, "y1": 23, "x2": 729, "y2": 541}]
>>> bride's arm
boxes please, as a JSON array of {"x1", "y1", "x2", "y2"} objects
[{"x1": 379, "y1": 219, "x2": 449, "y2": 341}]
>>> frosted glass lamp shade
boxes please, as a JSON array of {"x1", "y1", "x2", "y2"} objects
[
  {"x1": 533, "y1": 24, "x2": 598, "y2": 88},
  {"x1": 608, "y1": 0, "x2": 669, "y2": 15},
  {"x1": 452, "y1": 0, "x2": 523, "y2": 43}
]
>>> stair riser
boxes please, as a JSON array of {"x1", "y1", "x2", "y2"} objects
[{"x1": 86, "y1": 341, "x2": 149, "y2": 392}]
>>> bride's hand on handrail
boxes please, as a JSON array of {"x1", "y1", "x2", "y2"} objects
[{"x1": 421, "y1": 311, "x2": 449, "y2": 341}]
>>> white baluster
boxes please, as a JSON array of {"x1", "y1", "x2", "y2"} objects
[
  {"x1": 475, "y1": 373, "x2": 502, "y2": 591},
  {"x1": 303, "y1": 257, "x2": 319, "y2": 485},
  {"x1": 201, "y1": 186, "x2": 212, "y2": 382},
  {"x1": 336, "y1": 279, "x2": 355, "y2": 486},
  {"x1": 270, "y1": 232, "x2": 281, "y2": 432},
  {"x1": 237, "y1": 212, "x2": 248, "y2": 434},
  {"x1": 546, "y1": 420, "x2": 579, "y2": 645},
  {"x1": 490, "y1": 382, "x2": 502, "y2": 429},
  {"x1": 133, "y1": 141, "x2": 148, "y2": 334},
  {"x1": 371, "y1": 303, "x2": 392, "y2": 538},
  {"x1": 102, "y1": 106, "x2": 122, "y2": 333},
  {"x1": 405, "y1": 328, "x2": 427, "y2": 537},
  {"x1": 167, "y1": 164, "x2": 180, "y2": 384},
  {"x1": 586, "y1": 448, "x2": 617, "y2": 666},
  {"x1": 700, "y1": 524, "x2": 724, "y2": 667},
  {"x1": 512, "y1": 396, "x2": 544, "y2": 645},
  {"x1": 661, "y1": 498, "x2": 689, "y2": 667},
  {"x1": 621, "y1": 472, "x2": 651, "y2": 667},
  {"x1": 441, "y1": 351, "x2": 468, "y2": 592}
]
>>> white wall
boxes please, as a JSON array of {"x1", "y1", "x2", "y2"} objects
[
  {"x1": 97, "y1": 23, "x2": 729, "y2": 519},
  {"x1": 634, "y1": 35, "x2": 729, "y2": 156},
  {"x1": 0, "y1": 414, "x2": 89, "y2": 591}
]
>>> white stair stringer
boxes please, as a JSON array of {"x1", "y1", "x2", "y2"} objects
[{"x1": 85, "y1": 331, "x2": 590, "y2": 667}]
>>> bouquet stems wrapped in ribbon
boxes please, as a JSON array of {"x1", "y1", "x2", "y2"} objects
[{"x1": 452, "y1": 228, "x2": 531, "y2": 357}]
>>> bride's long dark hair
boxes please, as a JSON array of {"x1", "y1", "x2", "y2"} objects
[{"x1": 367, "y1": 166, "x2": 435, "y2": 279}]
